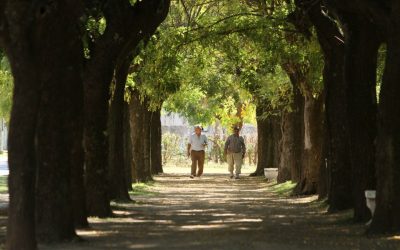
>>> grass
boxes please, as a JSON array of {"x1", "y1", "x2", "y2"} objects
[
  {"x1": 129, "y1": 182, "x2": 156, "y2": 197},
  {"x1": 0, "y1": 151, "x2": 7, "y2": 158},
  {"x1": 0, "y1": 176, "x2": 7, "y2": 194},
  {"x1": 270, "y1": 181, "x2": 297, "y2": 197}
]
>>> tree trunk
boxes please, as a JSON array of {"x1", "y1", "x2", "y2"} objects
[
  {"x1": 70, "y1": 121, "x2": 89, "y2": 229},
  {"x1": 150, "y1": 108, "x2": 163, "y2": 175},
  {"x1": 5, "y1": 16, "x2": 41, "y2": 249},
  {"x1": 293, "y1": 0, "x2": 353, "y2": 210},
  {"x1": 83, "y1": 63, "x2": 113, "y2": 217},
  {"x1": 251, "y1": 104, "x2": 281, "y2": 176},
  {"x1": 108, "y1": 55, "x2": 132, "y2": 202},
  {"x1": 369, "y1": 14, "x2": 400, "y2": 234},
  {"x1": 141, "y1": 97, "x2": 153, "y2": 182},
  {"x1": 83, "y1": 0, "x2": 170, "y2": 217},
  {"x1": 294, "y1": 94, "x2": 324, "y2": 195},
  {"x1": 129, "y1": 90, "x2": 141, "y2": 183},
  {"x1": 123, "y1": 101, "x2": 133, "y2": 190},
  {"x1": 340, "y1": 14, "x2": 380, "y2": 222},
  {"x1": 4, "y1": 1, "x2": 84, "y2": 246},
  {"x1": 277, "y1": 83, "x2": 303, "y2": 183},
  {"x1": 252, "y1": 105, "x2": 270, "y2": 176},
  {"x1": 278, "y1": 112, "x2": 292, "y2": 183},
  {"x1": 272, "y1": 114, "x2": 282, "y2": 168},
  {"x1": 281, "y1": 66, "x2": 305, "y2": 183}
]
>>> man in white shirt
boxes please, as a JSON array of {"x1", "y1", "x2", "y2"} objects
[{"x1": 187, "y1": 125, "x2": 208, "y2": 178}]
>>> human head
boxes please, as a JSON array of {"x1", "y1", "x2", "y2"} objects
[
  {"x1": 233, "y1": 126, "x2": 240, "y2": 135},
  {"x1": 194, "y1": 125, "x2": 202, "y2": 135}
]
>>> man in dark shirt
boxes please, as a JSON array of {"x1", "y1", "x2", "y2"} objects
[{"x1": 224, "y1": 126, "x2": 246, "y2": 179}]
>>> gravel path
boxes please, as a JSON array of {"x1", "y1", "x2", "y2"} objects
[{"x1": 27, "y1": 173, "x2": 400, "y2": 250}]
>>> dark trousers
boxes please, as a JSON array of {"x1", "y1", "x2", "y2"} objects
[{"x1": 191, "y1": 150, "x2": 205, "y2": 176}]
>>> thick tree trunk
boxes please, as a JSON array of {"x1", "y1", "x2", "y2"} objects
[
  {"x1": 320, "y1": 30, "x2": 353, "y2": 212},
  {"x1": 84, "y1": 64, "x2": 113, "y2": 217},
  {"x1": 123, "y1": 101, "x2": 133, "y2": 190},
  {"x1": 83, "y1": 0, "x2": 170, "y2": 217},
  {"x1": 252, "y1": 106, "x2": 269, "y2": 176},
  {"x1": 293, "y1": 0, "x2": 353, "y2": 209},
  {"x1": 108, "y1": 56, "x2": 132, "y2": 202},
  {"x1": 318, "y1": 128, "x2": 328, "y2": 200},
  {"x1": 150, "y1": 109, "x2": 163, "y2": 175},
  {"x1": 5, "y1": 30, "x2": 40, "y2": 250},
  {"x1": 129, "y1": 90, "x2": 142, "y2": 183},
  {"x1": 70, "y1": 123, "x2": 89, "y2": 229},
  {"x1": 141, "y1": 97, "x2": 153, "y2": 182},
  {"x1": 252, "y1": 104, "x2": 281, "y2": 176},
  {"x1": 341, "y1": 15, "x2": 380, "y2": 222},
  {"x1": 281, "y1": 66, "x2": 305, "y2": 183},
  {"x1": 278, "y1": 112, "x2": 292, "y2": 182},
  {"x1": 272, "y1": 115, "x2": 282, "y2": 168},
  {"x1": 277, "y1": 83, "x2": 303, "y2": 183},
  {"x1": 294, "y1": 94, "x2": 324, "y2": 195},
  {"x1": 4, "y1": 1, "x2": 83, "y2": 246},
  {"x1": 369, "y1": 16, "x2": 400, "y2": 234}
]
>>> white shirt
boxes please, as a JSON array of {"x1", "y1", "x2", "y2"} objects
[{"x1": 189, "y1": 133, "x2": 208, "y2": 151}]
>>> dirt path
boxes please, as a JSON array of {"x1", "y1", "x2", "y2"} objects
[{"x1": 34, "y1": 173, "x2": 399, "y2": 250}]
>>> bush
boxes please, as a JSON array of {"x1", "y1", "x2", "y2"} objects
[{"x1": 162, "y1": 132, "x2": 181, "y2": 164}]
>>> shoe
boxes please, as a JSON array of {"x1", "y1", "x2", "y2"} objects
[
  {"x1": 235, "y1": 176, "x2": 240, "y2": 179},
  {"x1": 190, "y1": 175, "x2": 195, "y2": 179},
  {"x1": 230, "y1": 175, "x2": 234, "y2": 179}
]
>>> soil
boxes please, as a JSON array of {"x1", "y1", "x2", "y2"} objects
[{"x1": 1, "y1": 172, "x2": 400, "y2": 250}]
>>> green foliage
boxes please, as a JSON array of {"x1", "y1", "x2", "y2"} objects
[
  {"x1": 0, "y1": 56, "x2": 13, "y2": 123},
  {"x1": 130, "y1": 0, "x2": 324, "y2": 128},
  {"x1": 0, "y1": 176, "x2": 7, "y2": 194}
]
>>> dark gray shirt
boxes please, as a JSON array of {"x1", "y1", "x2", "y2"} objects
[{"x1": 224, "y1": 134, "x2": 246, "y2": 154}]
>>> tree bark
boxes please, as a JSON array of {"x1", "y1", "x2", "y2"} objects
[
  {"x1": 369, "y1": 10, "x2": 400, "y2": 234},
  {"x1": 282, "y1": 66, "x2": 306, "y2": 183},
  {"x1": 84, "y1": 0, "x2": 170, "y2": 217},
  {"x1": 282, "y1": 60, "x2": 323, "y2": 195},
  {"x1": 150, "y1": 108, "x2": 163, "y2": 175},
  {"x1": 129, "y1": 90, "x2": 143, "y2": 183},
  {"x1": 291, "y1": 0, "x2": 353, "y2": 206},
  {"x1": 35, "y1": 9, "x2": 84, "y2": 242},
  {"x1": 277, "y1": 83, "x2": 303, "y2": 183},
  {"x1": 108, "y1": 55, "x2": 132, "y2": 202},
  {"x1": 294, "y1": 93, "x2": 324, "y2": 195},
  {"x1": 340, "y1": 14, "x2": 380, "y2": 222},
  {"x1": 4, "y1": 3, "x2": 41, "y2": 246},
  {"x1": 123, "y1": 101, "x2": 133, "y2": 190},
  {"x1": 141, "y1": 97, "x2": 153, "y2": 182},
  {"x1": 278, "y1": 112, "x2": 292, "y2": 182},
  {"x1": 251, "y1": 104, "x2": 281, "y2": 176},
  {"x1": 3, "y1": 0, "x2": 84, "y2": 247},
  {"x1": 70, "y1": 121, "x2": 89, "y2": 229}
]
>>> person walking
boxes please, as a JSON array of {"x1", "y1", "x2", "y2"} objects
[
  {"x1": 187, "y1": 125, "x2": 208, "y2": 178},
  {"x1": 224, "y1": 126, "x2": 246, "y2": 179}
]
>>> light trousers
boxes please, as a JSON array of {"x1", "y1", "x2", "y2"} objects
[{"x1": 227, "y1": 152, "x2": 243, "y2": 176}]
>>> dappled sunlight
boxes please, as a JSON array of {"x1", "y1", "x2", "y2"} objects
[
  {"x1": 388, "y1": 236, "x2": 400, "y2": 241},
  {"x1": 179, "y1": 224, "x2": 229, "y2": 230},
  {"x1": 34, "y1": 173, "x2": 400, "y2": 249}
]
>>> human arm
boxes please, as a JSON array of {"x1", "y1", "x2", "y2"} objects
[
  {"x1": 187, "y1": 143, "x2": 191, "y2": 157},
  {"x1": 241, "y1": 137, "x2": 246, "y2": 159},
  {"x1": 203, "y1": 135, "x2": 208, "y2": 146},
  {"x1": 187, "y1": 135, "x2": 192, "y2": 157},
  {"x1": 224, "y1": 137, "x2": 229, "y2": 156}
]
